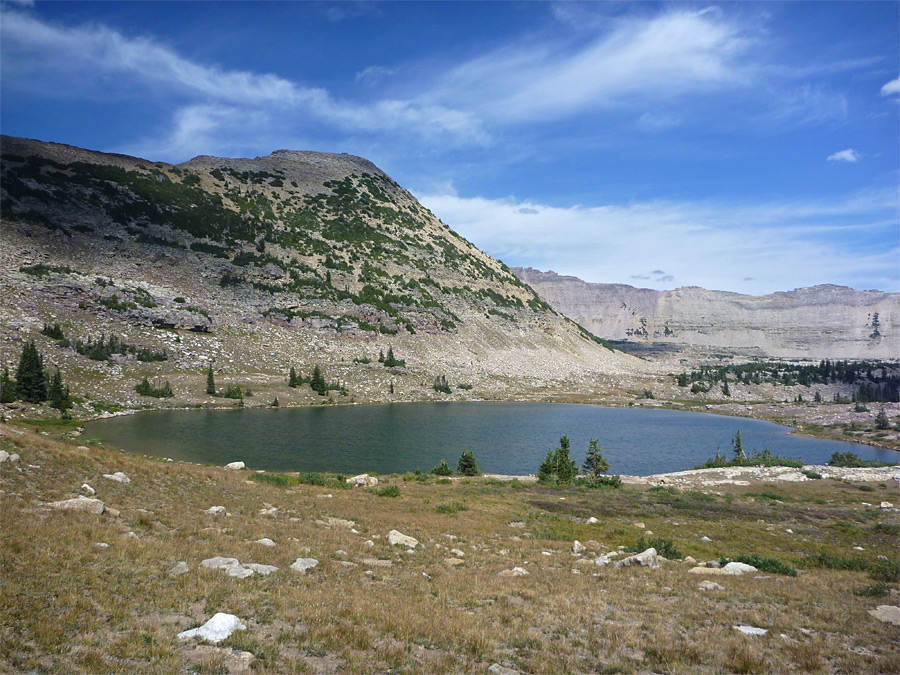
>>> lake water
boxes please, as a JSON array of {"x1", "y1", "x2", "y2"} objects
[{"x1": 83, "y1": 402, "x2": 897, "y2": 476}]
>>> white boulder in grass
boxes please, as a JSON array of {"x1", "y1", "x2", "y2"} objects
[
  {"x1": 498, "y1": 567, "x2": 529, "y2": 577},
  {"x1": 290, "y1": 558, "x2": 319, "y2": 574},
  {"x1": 103, "y1": 471, "x2": 131, "y2": 483},
  {"x1": 387, "y1": 530, "x2": 419, "y2": 548},
  {"x1": 225, "y1": 461, "x2": 245, "y2": 470},
  {"x1": 49, "y1": 496, "x2": 105, "y2": 514},
  {"x1": 615, "y1": 548, "x2": 659, "y2": 569},
  {"x1": 206, "y1": 506, "x2": 226, "y2": 516},
  {"x1": 177, "y1": 613, "x2": 246, "y2": 643}
]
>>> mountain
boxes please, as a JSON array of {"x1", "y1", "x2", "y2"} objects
[
  {"x1": 0, "y1": 137, "x2": 641, "y2": 413},
  {"x1": 512, "y1": 267, "x2": 899, "y2": 360}
]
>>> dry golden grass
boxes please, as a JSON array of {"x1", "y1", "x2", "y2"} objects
[{"x1": 1, "y1": 424, "x2": 898, "y2": 674}]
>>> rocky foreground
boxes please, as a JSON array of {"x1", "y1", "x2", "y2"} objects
[{"x1": 1, "y1": 423, "x2": 898, "y2": 674}]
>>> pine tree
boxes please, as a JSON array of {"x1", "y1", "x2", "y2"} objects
[
  {"x1": 271, "y1": 397, "x2": 279, "y2": 407},
  {"x1": 378, "y1": 349, "x2": 385, "y2": 363},
  {"x1": 389, "y1": 381, "x2": 394, "y2": 394},
  {"x1": 288, "y1": 366, "x2": 298, "y2": 388},
  {"x1": 310, "y1": 365, "x2": 326, "y2": 396},
  {"x1": 583, "y1": 439, "x2": 609, "y2": 477},
  {"x1": 0, "y1": 367, "x2": 16, "y2": 403},
  {"x1": 537, "y1": 436, "x2": 577, "y2": 484},
  {"x1": 456, "y1": 450, "x2": 480, "y2": 476},
  {"x1": 206, "y1": 363, "x2": 216, "y2": 395},
  {"x1": 47, "y1": 368, "x2": 71, "y2": 412},
  {"x1": 875, "y1": 407, "x2": 891, "y2": 430},
  {"x1": 15, "y1": 341, "x2": 47, "y2": 403},
  {"x1": 732, "y1": 430, "x2": 745, "y2": 461}
]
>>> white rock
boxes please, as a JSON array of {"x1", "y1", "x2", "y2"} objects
[
  {"x1": 364, "y1": 540, "x2": 375, "y2": 548},
  {"x1": 734, "y1": 625, "x2": 767, "y2": 636},
  {"x1": 880, "y1": 502, "x2": 894, "y2": 509},
  {"x1": 102, "y1": 472, "x2": 131, "y2": 484},
  {"x1": 0, "y1": 451, "x2": 9, "y2": 463},
  {"x1": 592, "y1": 554, "x2": 610, "y2": 566},
  {"x1": 586, "y1": 517, "x2": 599, "y2": 524},
  {"x1": 572, "y1": 540, "x2": 586, "y2": 555},
  {"x1": 700, "y1": 536, "x2": 712, "y2": 542},
  {"x1": 81, "y1": 483, "x2": 95, "y2": 495},
  {"x1": 615, "y1": 548, "x2": 659, "y2": 569},
  {"x1": 388, "y1": 530, "x2": 419, "y2": 548},
  {"x1": 498, "y1": 567, "x2": 529, "y2": 577},
  {"x1": 200, "y1": 556, "x2": 240, "y2": 569},
  {"x1": 258, "y1": 507, "x2": 278, "y2": 516},
  {"x1": 206, "y1": 506, "x2": 226, "y2": 516},
  {"x1": 724, "y1": 562, "x2": 757, "y2": 574},
  {"x1": 49, "y1": 496, "x2": 105, "y2": 514},
  {"x1": 177, "y1": 613, "x2": 246, "y2": 643},
  {"x1": 698, "y1": 580, "x2": 724, "y2": 591},
  {"x1": 224, "y1": 461, "x2": 245, "y2": 470},
  {"x1": 95, "y1": 542, "x2": 109, "y2": 548},
  {"x1": 853, "y1": 546, "x2": 864, "y2": 551},
  {"x1": 450, "y1": 548, "x2": 465, "y2": 557},
  {"x1": 347, "y1": 473, "x2": 378, "y2": 487},
  {"x1": 868, "y1": 605, "x2": 900, "y2": 626},
  {"x1": 488, "y1": 663, "x2": 521, "y2": 674},
  {"x1": 290, "y1": 558, "x2": 319, "y2": 574},
  {"x1": 244, "y1": 563, "x2": 278, "y2": 576},
  {"x1": 255, "y1": 538, "x2": 276, "y2": 547},
  {"x1": 170, "y1": 561, "x2": 190, "y2": 576}
]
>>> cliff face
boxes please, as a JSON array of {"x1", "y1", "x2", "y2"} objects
[
  {"x1": 0, "y1": 137, "x2": 645, "y2": 413},
  {"x1": 512, "y1": 267, "x2": 899, "y2": 359}
]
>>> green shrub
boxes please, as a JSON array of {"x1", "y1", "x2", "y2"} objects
[
  {"x1": 376, "y1": 485, "x2": 400, "y2": 498},
  {"x1": 430, "y1": 459, "x2": 453, "y2": 476},
  {"x1": 436, "y1": 478, "x2": 452, "y2": 485},
  {"x1": 853, "y1": 582, "x2": 892, "y2": 597},
  {"x1": 250, "y1": 473, "x2": 298, "y2": 487},
  {"x1": 873, "y1": 522, "x2": 900, "y2": 536},
  {"x1": 575, "y1": 475, "x2": 623, "y2": 489},
  {"x1": 802, "y1": 469, "x2": 822, "y2": 479},
  {"x1": 298, "y1": 472, "x2": 327, "y2": 486},
  {"x1": 735, "y1": 554, "x2": 798, "y2": 576},
  {"x1": 434, "y1": 501, "x2": 468, "y2": 514}
]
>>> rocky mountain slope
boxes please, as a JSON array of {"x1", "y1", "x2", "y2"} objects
[
  {"x1": 513, "y1": 267, "x2": 899, "y2": 359},
  {"x1": 0, "y1": 137, "x2": 643, "y2": 415}
]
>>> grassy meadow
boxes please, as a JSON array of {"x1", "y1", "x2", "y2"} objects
[{"x1": 1, "y1": 423, "x2": 898, "y2": 674}]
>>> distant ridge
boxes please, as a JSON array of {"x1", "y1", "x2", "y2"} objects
[{"x1": 512, "y1": 267, "x2": 899, "y2": 359}]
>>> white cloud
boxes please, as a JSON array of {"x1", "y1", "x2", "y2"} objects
[
  {"x1": 880, "y1": 77, "x2": 900, "y2": 96},
  {"x1": 355, "y1": 65, "x2": 396, "y2": 84},
  {"x1": 416, "y1": 190, "x2": 899, "y2": 294},
  {"x1": 827, "y1": 148, "x2": 860, "y2": 163}
]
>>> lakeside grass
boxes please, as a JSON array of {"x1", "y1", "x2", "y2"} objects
[{"x1": 1, "y1": 424, "x2": 898, "y2": 674}]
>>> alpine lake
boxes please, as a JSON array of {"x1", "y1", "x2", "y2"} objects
[{"x1": 83, "y1": 402, "x2": 896, "y2": 476}]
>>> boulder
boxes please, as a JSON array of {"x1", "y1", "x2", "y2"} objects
[
  {"x1": 868, "y1": 605, "x2": 900, "y2": 626},
  {"x1": 206, "y1": 506, "x2": 226, "y2": 516},
  {"x1": 445, "y1": 558, "x2": 465, "y2": 567},
  {"x1": 615, "y1": 548, "x2": 659, "y2": 569},
  {"x1": 244, "y1": 563, "x2": 278, "y2": 576},
  {"x1": 592, "y1": 554, "x2": 610, "y2": 567},
  {"x1": 724, "y1": 562, "x2": 757, "y2": 574},
  {"x1": 103, "y1": 472, "x2": 131, "y2": 484},
  {"x1": 880, "y1": 502, "x2": 894, "y2": 510},
  {"x1": 224, "y1": 461, "x2": 245, "y2": 470},
  {"x1": 347, "y1": 473, "x2": 378, "y2": 487},
  {"x1": 572, "y1": 540, "x2": 586, "y2": 555},
  {"x1": 177, "y1": 613, "x2": 246, "y2": 644},
  {"x1": 733, "y1": 625, "x2": 767, "y2": 636},
  {"x1": 698, "y1": 580, "x2": 724, "y2": 591},
  {"x1": 81, "y1": 483, "x2": 95, "y2": 495},
  {"x1": 388, "y1": 530, "x2": 419, "y2": 548},
  {"x1": 200, "y1": 557, "x2": 255, "y2": 578},
  {"x1": 290, "y1": 558, "x2": 319, "y2": 574},
  {"x1": 498, "y1": 567, "x2": 529, "y2": 577},
  {"x1": 0, "y1": 451, "x2": 20, "y2": 463},
  {"x1": 586, "y1": 517, "x2": 599, "y2": 525},
  {"x1": 49, "y1": 496, "x2": 105, "y2": 514},
  {"x1": 255, "y1": 538, "x2": 276, "y2": 547},
  {"x1": 450, "y1": 548, "x2": 465, "y2": 557},
  {"x1": 689, "y1": 567, "x2": 736, "y2": 576},
  {"x1": 170, "y1": 561, "x2": 190, "y2": 576},
  {"x1": 488, "y1": 664, "x2": 521, "y2": 675}
]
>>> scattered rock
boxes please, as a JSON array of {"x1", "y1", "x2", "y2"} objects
[
  {"x1": 586, "y1": 517, "x2": 599, "y2": 524},
  {"x1": 488, "y1": 664, "x2": 520, "y2": 675},
  {"x1": 507, "y1": 520, "x2": 526, "y2": 528},
  {"x1": 170, "y1": 561, "x2": 190, "y2": 576},
  {"x1": 49, "y1": 495, "x2": 105, "y2": 514},
  {"x1": 572, "y1": 540, "x2": 586, "y2": 555},
  {"x1": 255, "y1": 538, "x2": 276, "y2": 547},
  {"x1": 724, "y1": 562, "x2": 757, "y2": 574},
  {"x1": 258, "y1": 506, "x2": 277, "y2": 516},
  {"x1": 445, "y1": 558, "x2": 465, "y2": 567},
  {"x1": 880, "y1": 502, "x2": 894, "y2": 509},
  {"x1": 359, "y1": 557, "x2": 392, "y2": 567},
  {"x1": 388, "y1": 530, "x2": 419, "y2": 548},
  {"x1": 633, "y1": 522, "x2": 645, "y2": 529},
  {"x1": 734, "y1": 625, "x2": 767, "y2": 636},
  {"x1": 95, "y1": 542, "x2": 109, "y2": 548},
  {"x1": 683, "y1": 556, "x2": 697, "y2": 564},
  {"x1": 0, "y1": 451, "x2": 10, "y2": 463},
  {"x1": 290, "y1": 558, "x2": 319, "y2": 574},
  {"x1": 346, "y1": 473, "x2": 378, "y2": 487},
  {"x1": 450, "y1": 548, "x2": 465, "y2": 557},
  {"x1": 224, "y1": 461, "x2": 245, "y2": 470},
  {"x1": 700, "y1": 535, "x2": 712, "y2": 542},
  {"x1": 615, "y1": 548, "x2": 658, "y2": 569},
  {"x1": 698, "y1": 580, "x2": 724, "y2": 591},
  {"x1": 81, "y1": 483, "x2": 95, "y2": 495},
  {"x1": 868, "y1": 605, "x2": 900, "y2": 626},
  {"x1": 498, "y1": 567, "x2": 529, "y2": 577},
  {"x1": 200, "y1": 557, "x2": 255, "y2": 578},
  {"x1": 177, "y1": 613, "x2": 246, "y2": 644},
  {"x1": 364, "y1": 540, "x2": 375, "y2": 548},
  {"x1": 206, "y1": 506, "x2": 226, "y2": 516},
  {"x1": 592, "y1": 554, "x2": 610, "y2": 566},
  {"x1": 102, "y1": 471, "x2": 131, "y2": 484}
]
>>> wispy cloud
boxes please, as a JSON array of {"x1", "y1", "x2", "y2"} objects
[
  {"x1": 417, "y1": 189, "x2": 899, "y2": 294},
  {"x1": 827, "y1": 148, "x2": 860, "y2": 163},
  {"x1": 881, "y1": 76, "x2": 900, "y2": 96}
]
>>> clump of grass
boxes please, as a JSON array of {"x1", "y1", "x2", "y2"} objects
[
  {"x1": 826, "y1": 452, "x2": 891, "y2": 468},
  {"x1": 808, "y1": 552, "x2": 900, "y2": 582},
  {"x1": 376, "y1": 485, "x2": 400, "y2": 498},
  {"x1": 250, "y1": 472, "x2": 299, "y2": 487},
  {"x1": 434, "y1": 501, "x2": 468, "y2": 514},
  {"x1": 873, "y1": 522, "x2": 900, "y2": 536},
  {"x1": 853, "y1": 582, "x2": 892, "y2": 597},
  {"x1": 744, "y1": 490, "x2": 790, "y2": 502},
  {"x1": 801, "y1": 469, "x2": 822, "y2": 480},
  {"x1": 574, "y1": 475, "x2": 623, "y2": 488},
  {"x1": 735, "y1": 554, "x2": 798, "y2": 576}
]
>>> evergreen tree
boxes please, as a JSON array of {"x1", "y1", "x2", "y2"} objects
[
  {"x1": 310, "y1": 365, "x2": 327, "y2": 395},
  {"x1": 583, "y1": 439, "x2": 609, "y2": 477},
  {"x1": 389, "y1": 381, "x2": 394, "y2": 395},
  {"x1": 15, "y1": 341, "x2": 47, "y2": 403},
  {"x1": 732, "y1": 430, "x2": 745, "y2": 461},
  {"x1": 814, "y1": 391, "x2": 822, "y2": 403},
  {"x1": 721, "y1": 375, "x2": 730, "y2": 397},
  {"x1": 875, "y1": 407, "x2": 891, "y2": 430},
  {"x1": 378, "y1": 349, "x2": 385, "y2": 363},
  {"x1": 537, "y1": 436, "x2": 577, "y2": 484},
  {"x1": 288, "y1": 366, "x2": 298, "y2": 388},
  {"x1": 456, "y1": 450, "x2": 480, "y2": 476},
  {"x1": 206, "y1": 363, "x2": 216, "y2": 395},
  {"x1": 271, "y1": 397, "x2": 279, "y2": 407},
  {"x1": 47, "y1": 368, "x2": 71, "y2": 412},
  {"x1": 0, "y1": 367, "x2": 16, "y2": 403},
  {"x1": 430, "y1": 459, "x2": 453, "y2": 476}
]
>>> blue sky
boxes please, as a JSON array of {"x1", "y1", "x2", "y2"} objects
[{"x1": 2, "y1": 1, "x2": 898, "y2": 294}]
